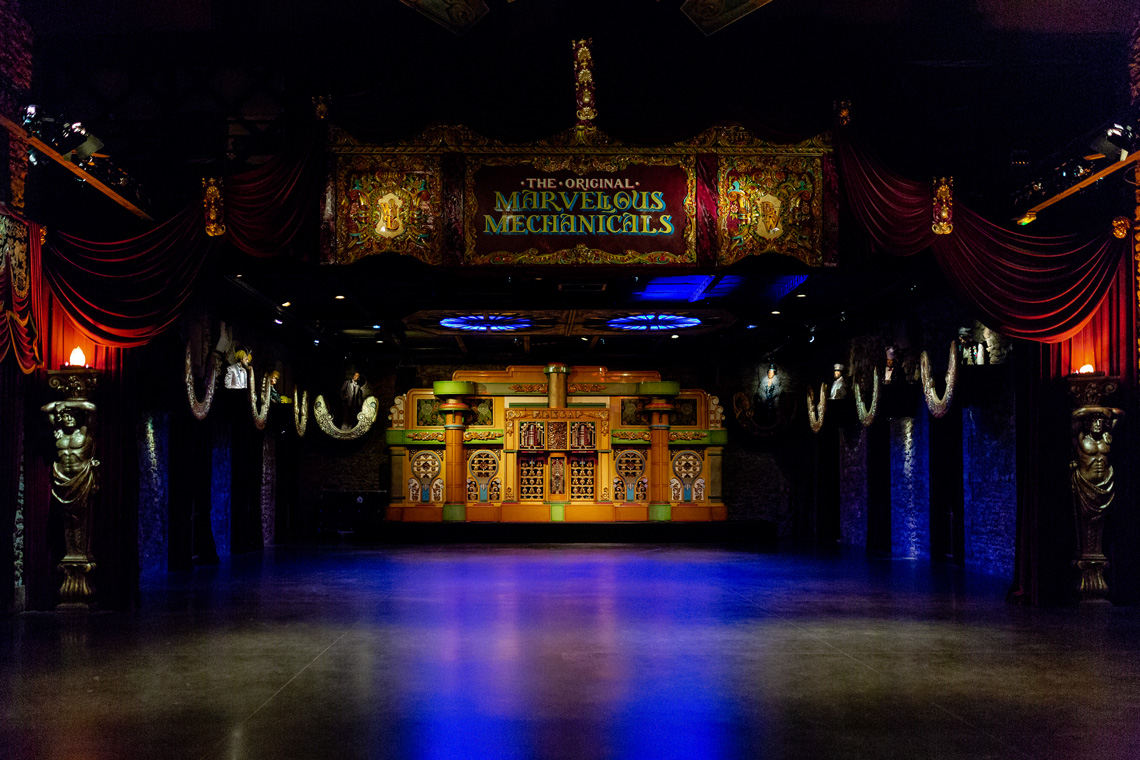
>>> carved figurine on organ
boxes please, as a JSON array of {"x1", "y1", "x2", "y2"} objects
[{"x1": 383, "y1": 365, "x2": 727, "y2": 523}]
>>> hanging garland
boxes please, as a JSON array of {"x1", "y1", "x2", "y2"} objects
[
  {"x1": 249, "y1": 368, "x2": 271, "y2": 430},
  {"x1": 806, "y1": 382, "x2": 827, "y2": 433},
  {"x1": 854, "y1": 369, "x2": 879, "y2": 427},
  {"x1": 921, "y1": 340, "x2": 959, "y2": 418},
  {"x1": 313, "y1": 394, "x2": 379, "y2": 440},
  {"x1": 184, "y1": 342, "x2": 219, "y2": 420},
  {"x1": 293, "y1": 388, "x2": 309, "y2": 437}
]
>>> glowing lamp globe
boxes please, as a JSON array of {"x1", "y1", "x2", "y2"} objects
[
  {"x1": 1078, "y1": 364, "x2": 1095, "y2": 374},
  {"x1": 68, "y1": 347, "x2": 87, "y2": 367}
]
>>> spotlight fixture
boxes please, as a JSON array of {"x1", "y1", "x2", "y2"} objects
[
  {"x1": 372, "y1": 324, "x2": 381, "y2": 329},
  {"x1": 281, "y1": 301, "x2": 291, "y2": 307},
  {"x1": 670, "y1": 334, "x2": 679, "y2": 339},
  {"x1": 771, "y1": 310, "x2": 780, "y2": 315},
  {"x1": 335, "y1": 295, "x2": 345, "y2": 300},
  {"x1": 274, "y1": 319, "x2": 282, "y2": 325}
]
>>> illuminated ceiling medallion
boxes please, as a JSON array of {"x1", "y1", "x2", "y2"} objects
[
  {"x1": 439, "y1": 315, "x2": 532, "y2": 332},
  {"x1": 606, "y1": 314, "x2": 702, "y2": 331}
]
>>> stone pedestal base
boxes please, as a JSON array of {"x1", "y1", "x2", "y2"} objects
[
  {"x1": 58, "y1": 557, "x2": 96, "y2": 611},
  {"x1": 1075, "y1": 554, "x2": 1109, "y2": 601}
]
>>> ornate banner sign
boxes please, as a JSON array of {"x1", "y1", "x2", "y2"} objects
[
  {"x1": 324, "y1": 124, "x2": 832, "y2": 268},
  {"x1": 466, "y1": 158, "x2": 694, "y2": 265},
  {"x1": 718, "y1": 154, "x2": 823, "y2": 266}
]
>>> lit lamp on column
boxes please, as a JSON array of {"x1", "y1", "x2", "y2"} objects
[
  {"x1": 43, "y1": 347, "x2": 100, "y2": 610},
  {"x1": 1066, "y1": 365, "x2": 1123, "y2": 601}
]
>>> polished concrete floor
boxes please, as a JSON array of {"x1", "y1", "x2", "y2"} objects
[{"x1": 3, "y1": 544, "x2": 1139, "y2": 760}]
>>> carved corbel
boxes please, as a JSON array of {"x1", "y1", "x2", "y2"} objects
[
  {"x1": 921, "y1": 340, "x2": 959, "y2": 418},
  {"x1": 248, "y1": 368, "x2": 271, "y2": 430},
  {"x1": 854, "y1": 369, "x2": 879, "y2": 427},
  {"x1": 314, "y1": 394, "x2": 379, "y2": 440},
  {"x1": 293, "y1": 389, "x2": 309, "y2": 437},
  {"x1": 807, "y1": 383, "x2": 827, "y2": 433},
  {"x1": 184, "y1": 342, "x2": 219, "y2": 420}
]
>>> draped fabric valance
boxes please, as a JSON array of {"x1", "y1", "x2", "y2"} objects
[
  {"x1": 0, "y1": 205, "x2": 41, "y2": 372},
  {"x1": 1, "y1": 119, "x2": 1135, "y2": 367},
  {"x1": 43, "y1": 206, "x2": 218, "y2": 348},
  {"x1": 836, "y1": 128, "x2": 1130, "y2": 343},
  {"x1": 0, "y1": 122, "x2": 324, "y2": 362}
]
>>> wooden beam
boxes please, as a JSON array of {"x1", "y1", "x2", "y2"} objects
[
  {"x1": 0, "y1": 114, "x2": 153, "y2": 221},
  {"x1": 1019, "y1": 151, "x2": 1140, "y2": 223}
]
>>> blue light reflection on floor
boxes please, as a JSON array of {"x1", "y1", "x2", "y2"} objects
[{"x1": 374, "y1": 551, "x2": 751, "y2": 760}]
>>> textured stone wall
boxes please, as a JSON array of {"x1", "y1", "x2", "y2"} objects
[
  {"x1": 722, "y1": 447, "x2": 795, "y2": 533},
  {"x1": 962, "y1": 381, "x2": 1017, "y2": 578},
  {"x1": 136, "y1": 413, "x2": 169, "y2": 576},
  {"x1": 839, "y1": 426, "x2": 868, "y2": 548},
  {"x1": 890, "y1": 414, "x2": 930, "y2": 559},
  {"x1": 261, "y1": 435, "x2": 276, "y2": 545}
]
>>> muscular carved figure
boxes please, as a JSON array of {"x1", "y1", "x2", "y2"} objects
[
  {"x1": 1070, "y1": 407, "x2": 1122, "y2": 598},
  {"x1": 1071, "y1": 411, "x2": 1118, "y2": 534},
  {"x1": 43, "y1": 401, "x2": 99, "y2": 561}
]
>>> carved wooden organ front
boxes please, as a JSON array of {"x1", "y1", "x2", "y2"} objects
[{"x1": 384, "y1": 365, "x2": 727, "y2": 522}]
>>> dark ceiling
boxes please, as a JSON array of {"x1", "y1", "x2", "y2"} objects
[{"x1": 18, "y1": 0, "x2": 1137, "y2": 367}]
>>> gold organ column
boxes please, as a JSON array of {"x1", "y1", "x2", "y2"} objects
[
  {"x1": 433, "y1": 381, "x2": 475, "y2": 522},
  {"x1": 640, "y1": 381, "x2": 680, "y2": 522},
  {"x1": 545, "y1": 362, "x2": 569, "y2": 408}
]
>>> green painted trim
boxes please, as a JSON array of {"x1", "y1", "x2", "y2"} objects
[
  {"x1": 668, "y1": 435, "x2": 710, "y2": 446},
  {"x1": 442, "y1": 504, "x2": 466, "y2": 522},
  {"x1": 433, "y1": 381, "x2": 476, "y2": 396},
  {"x1": 648, "y1": 503, "x2": 672, "y2": 522},
  {"x1": 385, "y1": 430, "x2": 446, "y2": 446},
  {"x1": 479, "y1": 383, "x2": 547, "y2": 394},
  {"x1": 637, "y1": 381, "x2": 681, "y2": 397},
  {"x1": 708, "y1": 429, "x2": 728, "y2": 445},
  {"x1": 464, "y1": 432, "x2": 505, "y2": 444},
  {"x1": 509, "y1": 403, "x2": 550, "y2": 409},
  {"x1": 549, "y1": 504, "x2": 566, "y2": 521},
  {"x1": 565, "y1": 402, "x2": 608, "y2": 408}
]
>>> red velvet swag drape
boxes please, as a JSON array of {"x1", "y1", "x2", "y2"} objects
[
  {"x1": 836, "y1": 129, "x2": 1130, "y2": 343},
  {"x1": 225, "y1": 122, "x2": 324, "y2": 259},
  {"x1": 41, "y1": 207, "x2": 219, "y2": 349}
]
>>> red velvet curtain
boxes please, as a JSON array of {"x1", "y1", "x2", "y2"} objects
[
  {"x1": 225, "y1": 122, "x2": 324, "y2": 259},
  {"x1": 41, "y1": 206, "x2": 219, "y2": 349},
  {"x1": 837, "y1": 129, "x2": 1130, "y2": 343},
  {"x1": 0, "y1": 205, "x2": 41, "y2": 372}
]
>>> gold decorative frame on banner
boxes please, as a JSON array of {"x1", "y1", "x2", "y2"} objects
[{"x1": 325, "y1": 123, "x2": 830, "y2": 268}]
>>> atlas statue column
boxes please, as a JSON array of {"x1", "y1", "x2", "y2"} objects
[
  {"x1": 43, "y1": 364, "x2": 101, "y2": 610},
  {"x1": 1067, "y1": 372, "x2": 1123, "y2": 601}
]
